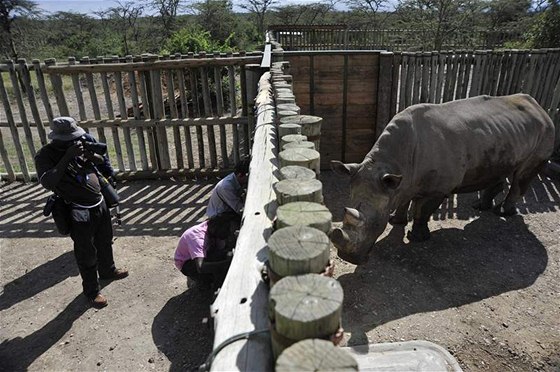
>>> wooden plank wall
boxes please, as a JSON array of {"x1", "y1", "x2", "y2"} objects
[
  {"x1": 0, "y1": 52, "x2": 262, "y2": 181},
  {"x1": 287, "y1": 51, "x2": 381, "y2": 165},
  {"x1": 284, "y1": 48, "x2": 560, "y2": 167}
]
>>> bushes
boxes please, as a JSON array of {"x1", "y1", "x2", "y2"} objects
[{"x1": 161, "y1": 26, "x2": 234, "y2": 55}]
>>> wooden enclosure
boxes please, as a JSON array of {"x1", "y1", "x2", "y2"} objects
[
  {"x1": 284, "y1": 48, "x2": 560, "y2": 166},
  {"x1": 0, "y1": 52, "x2": 263, "y2": 181},
  {"x1": 269, "y1": 25, "x2": 523, "y2": 51}
]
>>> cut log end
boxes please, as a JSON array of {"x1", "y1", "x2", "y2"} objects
[
  {"x1": 273, "y1": 178, "x2": 323, "y2": 205},
  {"x1": 269, "y1": 274, "x2": 343, "y2": 340},
  {"x1": 268, "y1": 225, "x2": 331, "y2": 277},
  {"x1": 279, "y1": 165, "x2": 316, "y2": 181},
  {"x1": 276, "y1": 201, "x2": 332, "y2": 234},
  {"x1": 276, "y1": 339, "x2": 359, "y2": 372}
]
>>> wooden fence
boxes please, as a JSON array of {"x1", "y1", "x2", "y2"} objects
[
  {"x1": 269, "y1": 25, "x2": 523, "y2": 51},
  {"x1": 282, "y1": 48, "x2": 560, "y2": 165},
  {"x1": 0, "y1": 52, "x2": 264, "y2": 182}
]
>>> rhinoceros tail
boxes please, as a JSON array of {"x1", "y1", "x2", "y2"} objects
[{"x1": 553, "y1": 121, "x2": 560, "y2": 161}]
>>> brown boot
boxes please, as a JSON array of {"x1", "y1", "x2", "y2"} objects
[
  {"x1": 99, "y1": 268, "x2": 129, "y2": 281},
  {"x1": 90, "y1": 293, "x2": 108, "y2": 308}
]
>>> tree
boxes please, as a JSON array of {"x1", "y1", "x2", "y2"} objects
[
  {"x1": 530, "y1": 0, "x2": 560, "y2": 48},
  {"x1": 482, "y1": 0, "x2": 531, "y2": 30},
  {"x1": 344, "y1": 0, "x2": 391, "y2": 28},
  {"x1": 192, "y1": 0, "x2": 237, "y2": 44},
  {"x1": 272, "y1": 1, "x2": 338, "y2": 26},
  {"x1": 101, "y1": 1, "x2": 144, "y2": 55},
  {"x1": 395, "y1": 0, "x2": 484, "y2": 50},
  {"x1": 145, "y1": 0, "x2": 187, "y2": 39},
  {"x1": 42, "y1": 11, "x2": 119, "y2": 59},
  {"x1": 239, "y1": 0, "x2": 277, "y2": 39},
  {"x1": 0, "y1": 0, "x2": 40, "y2": 61}
]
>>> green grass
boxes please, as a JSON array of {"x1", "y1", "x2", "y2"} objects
[{"x1": 1, "y1": 70, "x2": 74, "y2": 103}]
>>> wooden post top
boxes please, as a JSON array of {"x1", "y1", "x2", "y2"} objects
[
  {"x1": 276, "y1": 339, "x2": 358, "y2": 372},
  {"x1": 269, "y1": 274, "x2": 343, "y2": 340}
]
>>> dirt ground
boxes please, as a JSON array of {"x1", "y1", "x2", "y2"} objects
[{"x1": 1, "y1": 171, "x2": 559, "y2": 371}]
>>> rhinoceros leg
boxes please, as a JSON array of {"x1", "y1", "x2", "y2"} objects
[
  {"x1": 472, "y1": 180, "x2": 505, "y2": 211},
  {"x1": 389, "y1": 200, "x2": 411, "y2": 225},
  {"x1": 407, "y1": 195, "x2": 445, "y2": 242},
  {"x1": 498, "y1": 167, "x2": 541, "y2": 216}
]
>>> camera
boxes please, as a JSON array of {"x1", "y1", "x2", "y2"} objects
[{"x1": 76, "y1": 136, "x2": 107, "y2": 155}]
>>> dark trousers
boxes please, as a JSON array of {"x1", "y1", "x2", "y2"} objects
[
  {"x1": 69, "y1": 200, "x2": 115, "y2": 299},
  {"x1": 180, "y1": 260, "x2": 213, "y2": 284}
]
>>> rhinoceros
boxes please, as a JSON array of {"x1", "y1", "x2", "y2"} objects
[{"x1": 331, "y1": 94, "x2": 558, "y2": 264}]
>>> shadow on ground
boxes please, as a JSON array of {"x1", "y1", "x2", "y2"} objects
[
  {"x1": 152, "y1": 287, "x2": 214, "y2": 372},
  {"x1": 322, "y1": 171, "x2": 560, "y2": 222},
  {"x1": 0, "y1": 178, "x2": 218, "y2": 238},
  {"x1": 0, "y1": 295, "x2": 91, "y2": 371},
  {"x1": 0, "y1": 251, "x2": 78, "y2": 311},
  {"x1": 338, "y1": 213, "x2": 548, "y2": 345}
]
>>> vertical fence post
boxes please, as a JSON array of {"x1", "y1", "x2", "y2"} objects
[
  {"x1": 32, "y1": 59, "x2": 54, "y2": 126},
  {"x1": 68, "y1": 57, "x2": 87, "y2": 122},
  {"x1": 377, "y1": 52, "x2": 394, "y2": 140},
  {"x1": 19, "y1": 59, "x2": 47, "y2": 145},
  {"x1": 45, "y1": 58, "x2": 69, "y2": 117},
  {"x1": 245, "y1": 63, "x2": 265, "y2": 153},
  {"x1": 8, "y1": 60, "x2": 36, "y2": 157},
  {"x1": 0, "y1": 73, "x2": 30, "y2": 181},
  {"x1": 0, "y1": 124, "x2": 15, "y2": 181}
]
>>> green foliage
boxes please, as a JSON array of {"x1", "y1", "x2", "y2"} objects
[
  {"x1": 483, "y1": 0, "x2": 531, "y2": 30},
  {"x1": 0, "y1": 0, "x2": 41, "y2": 60},
  {"x1": 271, "y1": 3, "x2": 339, "y2": 26},
  {"x1": 161, "y1": 26, "x2": 233, "y2": 54},
  {"x1": 528, "y1": 0, "x2": 560, "y2": 48},
  {"x1": 2, "y1": 0, "x2": 555, "y2": 60}
]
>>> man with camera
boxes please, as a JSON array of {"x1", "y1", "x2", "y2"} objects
[{"x1": 34, "y1": 117, "x2": 128, "y2": 308}]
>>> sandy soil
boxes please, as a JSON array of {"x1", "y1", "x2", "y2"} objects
[{"x1": 1, "y1": 171, "x2": 559, "y2": 371}]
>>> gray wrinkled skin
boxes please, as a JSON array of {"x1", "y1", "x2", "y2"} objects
[{"x1": 331, "y1": 94, "x2": 558, "y2": 265}]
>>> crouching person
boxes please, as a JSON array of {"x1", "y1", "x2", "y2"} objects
[{"x1": 174, "y1": 212, "x2": 241, "y2": 288}]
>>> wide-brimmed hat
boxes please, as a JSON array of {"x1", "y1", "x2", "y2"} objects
[{"x1": 48, "y1": 117, "x2": 85, "y2": 141}]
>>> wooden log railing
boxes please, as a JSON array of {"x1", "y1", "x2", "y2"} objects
[
  {"x1": 209, "y1": 71, "x2": 277, "y2": 371},
  {"x1": 0, "y1": 52, "x2": 263, "y2": 181}
]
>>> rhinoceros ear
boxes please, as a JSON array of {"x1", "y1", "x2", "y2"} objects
[
  {"x1": 381, "y1": 173, "x2": 402, "y2": 189},
  {"x1": 331, "y1": 160, "x2": 360, "y2": 176}
]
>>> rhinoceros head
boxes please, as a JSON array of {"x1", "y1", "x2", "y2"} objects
[{"x1": 330, "y1": 159, "x2": 402, "y2": 264}]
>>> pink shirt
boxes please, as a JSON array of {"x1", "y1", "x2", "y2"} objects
[{"x1": 174, "y1": 221, "x2": 209, "y2": 270}]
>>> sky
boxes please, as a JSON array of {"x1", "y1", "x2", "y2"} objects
[{"x1": 34, "y1": 0, "x2": 334, "y2": 15}]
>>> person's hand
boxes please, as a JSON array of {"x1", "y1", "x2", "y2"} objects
[
  {"x1": 64, "y1": 142, "x2": 84, "y2": 159},
  {"x1": 108, "y1": 176, "x2": 117, "y2": 188}
]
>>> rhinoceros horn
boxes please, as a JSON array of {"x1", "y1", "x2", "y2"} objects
[{"x1": 343, "y1": 207, "x2": 365, "y2": 227}]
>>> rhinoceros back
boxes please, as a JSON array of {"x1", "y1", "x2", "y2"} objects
[{"x1": 378, "y1": 94, "x2": 555, "y2": 195}]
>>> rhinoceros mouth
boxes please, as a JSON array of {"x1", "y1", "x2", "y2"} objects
[
  {"x1": 336, "y1": 249, "x2": 369, "y2": 265},
  {"x1": 331, "y1": 227, "x2": 370, "y2": 265}
]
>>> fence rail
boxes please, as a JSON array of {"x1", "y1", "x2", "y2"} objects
[
  {"x1": 270, "y1": 27, "x2": 523, "y2": 51},
  {"x1": 0, "y1": 52, "x2": 263, "y2": 181},
  {"x1": 3, "y1": 44, "x2": 560, "y2": 181}
]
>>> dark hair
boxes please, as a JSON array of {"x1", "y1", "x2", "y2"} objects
[
  {"x1": 234, "y1": 158, "x2": 250, "y2": 176},
  {"x1": 207, "y1": 211, "x2": 241, "y2": 239}
]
